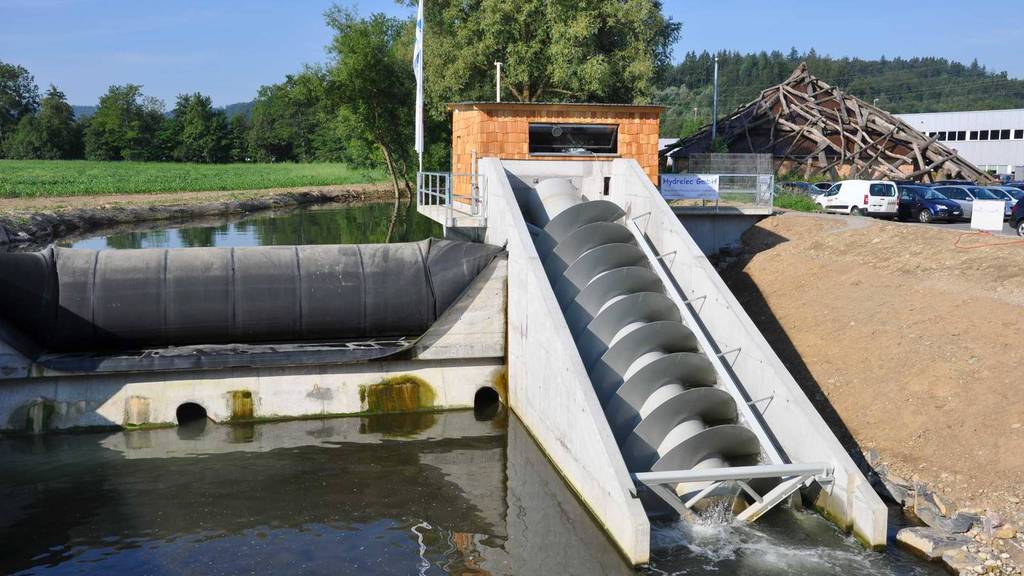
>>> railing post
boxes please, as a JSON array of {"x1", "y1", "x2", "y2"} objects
[{"x1": 445, "y1": 173, "x2": 453, "y2": 224}]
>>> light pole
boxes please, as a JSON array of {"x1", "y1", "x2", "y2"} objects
[
  {"x1": 711, "y1": 55, "x2": 719, "y2": 143},
  {"x1": 495, "y1": 62, "x2": 503, "y2": 103}
]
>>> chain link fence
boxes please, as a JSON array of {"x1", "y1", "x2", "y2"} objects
[{"x1": 676, "y1": 153, "x2": 775, "y2": 209}]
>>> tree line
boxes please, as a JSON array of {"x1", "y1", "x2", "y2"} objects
[
  {"x1": 0, "y1": 1, "x2": 679, "y2": 198},
  {"x1": 6, "y1": 1, "x2": 1022, "y2": 185},
  {"x1": 657, "y1": 49, "x2": 1024, "y2": 138}
]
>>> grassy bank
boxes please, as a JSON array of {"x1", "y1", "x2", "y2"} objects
[
  {"x1": 0, "y1": 160, "x2": 387, "y2": 199},
  {"x1": 774, "y1": 192, "x2": 820, "y2": 212}
]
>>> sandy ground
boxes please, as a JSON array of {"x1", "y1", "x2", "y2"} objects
[
  {"x1": 720, "y1": 211, "x2": 1024, "y2": 520},
  {"x1": 0, "y1": 183, "x2": 392, "y2": 214}
]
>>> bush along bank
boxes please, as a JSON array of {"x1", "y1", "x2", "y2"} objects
[{"x1": 867, "y1": 450, "x2": 1023, "y2": 575}]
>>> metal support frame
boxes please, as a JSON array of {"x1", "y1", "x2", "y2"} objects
[{"x1": 634, "y1": 462, "x2": 832, "y2": 522}]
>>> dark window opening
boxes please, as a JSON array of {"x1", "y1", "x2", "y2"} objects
[
  {"x1": 1015, "y1": 129, "x2": 1024, "y2": 139},
  {"x1": 937, "y1": 131, "x2": 946, "y2": 141},
  {"x1": 957, "y1": 131, "x2": 966, "y2": 141},
  {"x1": 529, "y1": 123, "x2": 618, "y2": 155},
  {"x1": 473, "y1": 387, "x2": 501, "y2": 421},
  {"x1": 980, "y1": 130, "x2": 989, "y2": 140},
  {"x1": 970, "y1": 131, "x2": 978, "y2": 140},
  {"x1": 1001, "y1": 129, "x2": 1011, "y2": 140},
  {"x1": 176, "y1": 402, "x2": 208, "y2": 425}
]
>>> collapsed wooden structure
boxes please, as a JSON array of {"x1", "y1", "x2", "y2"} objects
[{"x1": 663, "y1": 64, "x2": 992, "y2": 182}]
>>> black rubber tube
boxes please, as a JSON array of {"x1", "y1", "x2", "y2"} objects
[{"x1": 0, "y1": 239, "x2": 500, "y2": 353}]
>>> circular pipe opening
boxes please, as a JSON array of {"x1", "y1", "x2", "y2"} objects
[
  {"x1": 473, "y1": 387, "x2": 501, "y2": 421},
  {"x1": 176, "y1": 402, "x2": 208, "y2": 425}
]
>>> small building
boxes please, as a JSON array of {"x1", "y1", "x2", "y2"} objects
[
  {"x1": 896, "y1": 109, "x2": 1024, "y2": 178},
  {"x1": 448, "y1": 102, "x2": 663, "y2": 185}
]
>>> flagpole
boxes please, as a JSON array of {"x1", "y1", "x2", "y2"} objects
[{"x1": 413, "y1": 0, "x2": 425, "y2": 174}]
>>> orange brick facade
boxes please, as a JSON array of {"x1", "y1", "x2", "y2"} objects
[{"x1": 448, "y1": 102, "x2": 663, "y2": 185}]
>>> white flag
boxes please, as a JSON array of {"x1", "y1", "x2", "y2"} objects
[{"x1": 413, "y1": 0, "x2": 424, "y2": 169}]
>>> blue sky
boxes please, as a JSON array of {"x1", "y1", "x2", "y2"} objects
[{"x1": 2, "y1": 0, "x2": 1021, "y2": 107}]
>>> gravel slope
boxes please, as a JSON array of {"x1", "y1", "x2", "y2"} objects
[{"x1": 721, "y1": 211, "x2": 1024, "y2": 522}]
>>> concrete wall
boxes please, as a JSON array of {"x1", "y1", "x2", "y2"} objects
[
  {"x1": 0, "y1": 258, "x2": 508, "y2": 433},
  {"x1": 600, "y1": 158, "x2": 887, "y2": 546},
  {"x1": 479, "y1": 157, "x2": 651, "y2": 564},
  {"x1": 673, "y1": 208, "x2": 770, "y2": 255}
]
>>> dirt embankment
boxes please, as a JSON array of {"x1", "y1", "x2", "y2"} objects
[
  {"x1": 0, "y1": 184, "x2": 393, "y2": 245},
  {"x1": 721, "y1": 212, "x2": 1024, "y2": 521}
]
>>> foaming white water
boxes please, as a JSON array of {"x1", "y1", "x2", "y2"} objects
[{"x1": 647, "y1": 505, "x2": 935, "y2": 576}]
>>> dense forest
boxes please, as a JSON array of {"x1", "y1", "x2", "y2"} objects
[
  {"x1": 657, "y1": 49, "x2": 1024, "y2": 138},
  {"x1": 3, "y1": 2, "x2": 1024, "y2": 180}
]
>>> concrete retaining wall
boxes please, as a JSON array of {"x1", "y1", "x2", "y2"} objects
[{"x1": 480, "y1": 157, "x2": 651, "y2": 564}]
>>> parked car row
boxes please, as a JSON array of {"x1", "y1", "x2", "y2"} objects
[{"x1": 807, "y1": 179, "x2": 1023, "y2": 235}]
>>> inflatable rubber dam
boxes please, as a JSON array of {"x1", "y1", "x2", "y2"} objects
[
  {"x1": 0, "y1": 238, "x2": 499, "y2": 353},
  {"x1": 0, "y1": 237, "x2": 508, "y2": 436}
]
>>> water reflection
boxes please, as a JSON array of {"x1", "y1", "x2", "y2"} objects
[
  {"x1": 0, "y1": 412, "x2": 943, "y2": 576},
  {"x1": 61, "y1": 199, "x2": 440, "y2": 251},
  {"x1": 0, "y1": 412, "x2": 630, "y2": 575}
]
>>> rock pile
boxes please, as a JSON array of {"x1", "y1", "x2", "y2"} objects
[{"x1": 869, "y1": 450, "x2": 1023, "y2": 575}]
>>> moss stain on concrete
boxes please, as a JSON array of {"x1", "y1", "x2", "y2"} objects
[
  {"x1": 359, "y1": 375, "x2": 436, "y2": 414},
  {"x1": 492, "y1": 366, "x2": 508, "y2": 402},
  {"x1": 229, "y1": 390, "x2": 254, "y2": 421}
]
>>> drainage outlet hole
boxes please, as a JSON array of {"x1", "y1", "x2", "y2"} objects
[{"x1": 473, "y1": 387, "x2": 501, "y2": 421}]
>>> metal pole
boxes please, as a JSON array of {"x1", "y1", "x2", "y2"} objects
[
  {"x1": 495, "y1": 62, "x2": 503, "y2": 103},
  {"x1": 711, "y1": 55, "x2": 719, "y2": 143}
]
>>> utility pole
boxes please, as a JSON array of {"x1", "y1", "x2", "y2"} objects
[
  {"x1": 495, "y1": 62, "x2": 503, "y2": 103},
  {"x1": 711, "y1": 55, "x2": 719, "y2": 143}
]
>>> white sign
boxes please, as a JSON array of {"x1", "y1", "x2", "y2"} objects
[
  {"x1": 661, "y1": 174, "x2": 720, "y2": 200},
  {"x1": 971, "y1": 199, "x2": 1004, "y2": 231}
]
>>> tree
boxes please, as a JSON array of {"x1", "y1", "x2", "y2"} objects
[
  {"x1": 411, "y1": 0, "x2": 679, "y2": 108},
  {"x1": 0, "y1": 61, "x2": 40, "y2": 155},
  {"x1": 84, "y1": 84, "x2": 165, "y2": 161},
  {"x1": 167, "y1": 92, "x2": 230, "y2": 163},
  {"x1": 324, "y1": 7, "x2": 415, "y2": 199},
  {"x1": 248, "y1": 68, "x2": 334, "y2": 162},
  {"x1": 227, "y1": 113, "x2": 251, "y2": 162},
  {"x1": 5, "y1": 85, "x2": 82, "y2": 159}
]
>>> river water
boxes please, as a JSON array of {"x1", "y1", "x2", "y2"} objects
[
  {"x1": 0, "y1": 412, "x2": 942, "y2": 576},
  {"x1": 2, "y1": 202, "x2": 946, "y2": 575},
  {"x1": 60, "y1": 200, "x2": 440, "y2": 250}
]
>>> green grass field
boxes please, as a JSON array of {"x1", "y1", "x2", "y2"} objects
[{"x1": 0, "y1": 160, "x2": 387, "y2": 199}]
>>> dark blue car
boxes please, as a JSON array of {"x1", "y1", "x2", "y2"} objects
[{"x1": 897, "y1": 185, "x2": 963, "y2": 223}]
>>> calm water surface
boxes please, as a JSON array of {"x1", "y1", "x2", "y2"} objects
[
  {"x1": 61, "y1": 200, "x2": 439, "y2": 250},
  {"x1": 0, "y1": 411, "x2": 943, "y2": 576}
]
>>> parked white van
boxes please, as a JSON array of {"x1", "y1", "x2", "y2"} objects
[{"x1": 815, "y1": 180, "x2": 899, "y2": 216}]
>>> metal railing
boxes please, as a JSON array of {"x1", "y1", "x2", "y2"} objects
[{"x1": 416, "y1": 172, "x2": 487, "y2": 225}]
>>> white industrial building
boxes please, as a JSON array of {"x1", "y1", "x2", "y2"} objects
[{"x1": 896, "y1": 108, "x2": 1024, "y2": 178}]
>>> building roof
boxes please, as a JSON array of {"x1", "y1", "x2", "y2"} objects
[
  {"x1": 447, "y1": 101, "x2": 664, "y2": 114},
  {"x1": 663, "y1": 64, "x2": 991, "y2": 182}
]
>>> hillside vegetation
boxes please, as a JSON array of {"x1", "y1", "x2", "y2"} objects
[{"x1": 657, "y1": 50, "x2": 1024, "y2": 138}]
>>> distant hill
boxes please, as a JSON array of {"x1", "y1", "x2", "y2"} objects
[
  {"x1": 72, "y1": 105, "x2": 97, "y2": 119},
  {"x1": 71, "y1": 101, "x2": 253, "y2": 120},
  {"x1": 221, "y1": 101, "x2": 254, "y2": 118},
  {"x1": 657, "y1": 50, "x2": 1024, "y2": 138}
]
